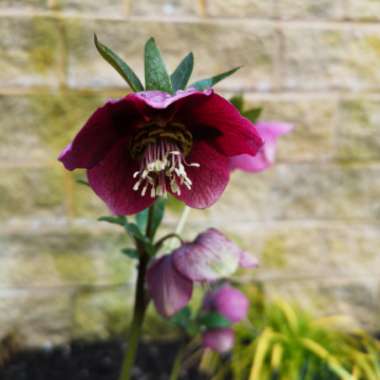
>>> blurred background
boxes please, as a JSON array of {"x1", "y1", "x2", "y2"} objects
[{"x1": 0, "y1": 0, "x2": 379, "y2": 351}]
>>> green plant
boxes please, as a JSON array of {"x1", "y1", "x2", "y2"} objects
[{"x1": 202, "y1": 285, "x2": 380, "y2": 380}]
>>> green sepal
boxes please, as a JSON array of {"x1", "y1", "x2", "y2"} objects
[
  {"x1": 76, "y1": 179, "x2": 90, "y2": 187},
  {"x1": 171, "y1": 52, "x2": 194, "y2": 91},
  {"x1": 144, "y1": 37, "x2": 173, "y2": 93},
  {"x1": 191, "y1": 67, "x2": 240, "y2": 91},
  {"x1": 98, "y1": 215, "x2": 127, "y2": 227},
  {"x1": 148, "y1": 198, "x2": 166, "y2": 239},
  {"x1": 170, "y1": 306, "x2": 191, "y2": 329},
  {"x1": 121, "y1": 248, "x2": 139, "y2": 260},
  {"x1": 94, "y1": 34, "x2": 144, "y2": 92},
  {"x1": 198, "y1": 312, "x2": 231, "y2": 330},
  {"x1": 229, "y1": 95, "x2": 244, "y2": 112},
  {"x1": 135, "y1": 209, "x2": 148, "y2": 234},
  {"x1": 243, "y1": 107, "x2": 262, "y2": 123}
]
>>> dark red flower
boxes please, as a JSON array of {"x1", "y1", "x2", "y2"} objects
[{"x1": 59, "y1": 89, "x2": 263, "y2": 215}]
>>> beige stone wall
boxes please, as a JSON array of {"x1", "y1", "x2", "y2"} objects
[{"x1": 0, "y1": 0, "x2": 379, "y2": 346}]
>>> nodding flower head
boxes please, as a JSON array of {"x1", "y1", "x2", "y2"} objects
[{"x1": 59, "y1": 89, "x2": 263, "y2": 215}]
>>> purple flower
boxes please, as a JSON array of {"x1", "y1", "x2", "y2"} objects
[
  {"x1": 203, "y1": 285, "x2": 249, "y2": 323},
  {"x1": 59, "y1": 89, "x2": 263, "y2": 215},
  {"x1": 146, "y1": 228, "x2": 256, "y2": 317},
  {"x1": 202, "y1": 329, "x2": 235, "y2": 353},
  {"x1": 229, "y1": 122, "x2": 293, "y2": 173}
]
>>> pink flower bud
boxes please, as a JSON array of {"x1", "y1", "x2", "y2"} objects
[
  {"x1": 204, "y1": 285, "x2": 249, "y2": 323},
  {"x1": 202, "y1": 328, "x2": 235, "y2": 353}
]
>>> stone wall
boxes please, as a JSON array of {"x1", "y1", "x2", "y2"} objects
[{"x1": 0, "y1": 0, "x2": 379, "y2": 347}]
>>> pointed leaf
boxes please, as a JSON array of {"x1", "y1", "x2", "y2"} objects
[
  {"x1": 229, "y1": 95, "x2": 244, "y2": 112},
  {"x1": 98, "y1": 215, "x2": 127, "y2": 227},
  {"x1": 76, "y1": 179, "x2": 90, "y2": 187},
  {"x1": 144, "y1": 37, "x2": 173, "y2": 93},
  {"x1": 121, "y1": 248, "x2": 139, "y2": 259},
  {"x1": 191, "y1": 67, "x2": 240, "y2": 91},
  {"x1": 94, "y1": 34, "x2": 144, "y2": 92},
  {"x1": 135, "y1": 209, "x2": 148, "y2": 234},
  {"x1": 125, "y1": 223, "x2": 156, "y2": 255},
  {"x1": 243, "y1": 107, "x2": 262, "y2": 123},
  {"x1": 171, "y1": 52, "x2": 194, "y2": 91}
]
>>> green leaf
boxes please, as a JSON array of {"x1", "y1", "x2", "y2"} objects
[
  {"x1": 229, "y1": 95, "x2": 244, "y2": 112},
  {"x1": 121, "y1": 248, "x2": 139, "y2": 259},
  {"x1": 171, "y1": 52, "x2": 194, "y2": 91},
  {"x1": 243, "y1": 107, "x2": 262, "y2": 123},
  {"x1": 199, "y1": 312, "x2": 231, "y2": 330},
  {"x1": 144, "y1": 37, "x2": 173, "y2": 93},
  {"x1": 125, "y1": 223, "x2": 156, "y2": 255},
  {"x1": 98, "y1": 215, "x2": 127, "y2": 227},
  {"x1": 94, "y1": 34, "x2": 144, "y2": 92},
  {"x1": 191, "y1": 67, "x2": 240, "y2": 91},
  {"x1": 135, "y1": 209, "x2": 148, "y2": 234},
  {"x1": 148, "y1": 198, "x2": 166, "y2": 239}
]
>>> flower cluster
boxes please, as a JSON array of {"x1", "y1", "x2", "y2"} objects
[{"x1": 202, "y1": 285, "x2": 249, "y2": 353}]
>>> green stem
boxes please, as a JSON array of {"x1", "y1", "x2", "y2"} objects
[
  {"x1": 118, "y1": 252, "x2": 149, "y2": 380},
  {"x1": 118, "y1": 203, "x2": 158, "y2": 380},
  {"x1": 169, "y1": 342, "x2": 187, "y2": 380}
]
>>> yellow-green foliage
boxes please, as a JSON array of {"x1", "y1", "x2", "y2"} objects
[{"x1": 203, "y1": 286, "x2": 380, "y2": 380}]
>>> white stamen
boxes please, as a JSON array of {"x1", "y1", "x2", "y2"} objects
[{"x1": 132, "y1": 140, "x2": 199, "y2": 198}]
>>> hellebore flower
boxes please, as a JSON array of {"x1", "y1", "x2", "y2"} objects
[
  {"x1": 202, "y1": 328, "x2": 235, "y2": 353},
  {"x1": 59, "y1": 89, "x2": 263, "y2": 215},
  {"x1": 201, "y1": 285, "x2": 249, "y2": 353},
  {"x1": 203, "y1": 285, "x2": 249, "y2": 323},
  {"x1": 146, "y1": 228, "x2": 257, "y2": 317},
  {"x1": 229, "y1": 122, "x2": 293, "y2": 173}
]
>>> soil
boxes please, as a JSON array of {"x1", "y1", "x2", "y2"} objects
[{"x1": 0, "y1": 340, "x2": 211, "y2": 380}]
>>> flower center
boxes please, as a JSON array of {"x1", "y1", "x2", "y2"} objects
[{"x1": 131, "y1": 123, "x2": 200, "y2": 198}]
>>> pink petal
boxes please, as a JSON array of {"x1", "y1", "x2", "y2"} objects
[
  {"x1": 135, "y1": 88, "x2": 212, "y2": 109},
  {"x1": 176, "y1": 92, "x2": 263, "y2": 157},
  {"x1": 229, "y1": 122, "x2": 293, "y2": 173},
  {"x1": 239, "y1": 251, "x2": 259, "y2": 269},
  {"x1": 173, "y1": 228, "x2": 241, "y2": 282},
  {"x1": 205, "y1": 286, "x2": 249, "y2": 323},
  {"x1": 146, "y1": 255, "x2": 193, "y2": 317},
  {"x1": 202, "y1": 329, "x2": 235, "y2": 353},
  {"x1": 87, "y1": 138, "x2": 155, "y2": 215},
  {"x1": 58, "y1": 96, "x2": 146, "y2": 171},
  {"x1": 172, "y1": 142, "x2": 230, "y2": 209}
]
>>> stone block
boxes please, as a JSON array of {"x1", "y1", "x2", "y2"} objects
[
  {"x1": 277, "y1": 0, "x2": 344, "y2": 20},
  {"x1": 0, "y1": 230, "x2": 135, "y2": 287},
  {"x1": 0, "y1": 17, "x2": 62, "y2": 88},
  {"x1": 64, "y1": 18, "x2": 277, "y2": 91},
  {"x1": 347, "y1": 0, "x2": 380, "y2": 21},
  {"x1": 337, "y1": 99, "x2": 380, "y2": 161},
  {"x1": 0, "y1": 289, "x2": 73, "y2": 347},
  {"x1": 131, "y1": 0, "x2": 199, "y2": 16},
  {"x1": 243, "y1": 96, "x2": 337, "y2": 161},
  {"x1": 282, "y1": 28, "x2": 380, "y2": 91},
  {"x1": 206, "y1": 0, "x2": 274, "y2": 18},
  {"x1": 54, "y1": 0, "x2": 126, "y2": 16},
  {"x1": 0, "y1": 166, "x2": 66, "y2": 219}
]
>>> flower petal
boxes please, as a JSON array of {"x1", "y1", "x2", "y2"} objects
[
  {"x1": 58, "y1": 96, "x2": 146, "y2": 170},
  {"x1": 229, "y1": 122, "x2": 293, "y2": 173},
  {"x1": 202, "y1": 329, "x2": 235, "y2": 353},
  {"x1": 205, "y1": 286, "x2": 249, "y2": 323},
  {"x1": 173, "y1": 228, "x2": 241, "y2": 282},
  {"x1": 87, "y1": 138, "x2": 155, "y2": 215},
  {"x1": 239, "y1": 251, "x2": 259, "y2": 269},
  {"x1": 176, "y1": 92, "x2": 263, "y2": 157},
  {"x1": 146, "y1": 255, "x2": 193, "y2": 317},
  {"x1": 172, "y1": 142, "x2": 230, "y2": 209}
]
